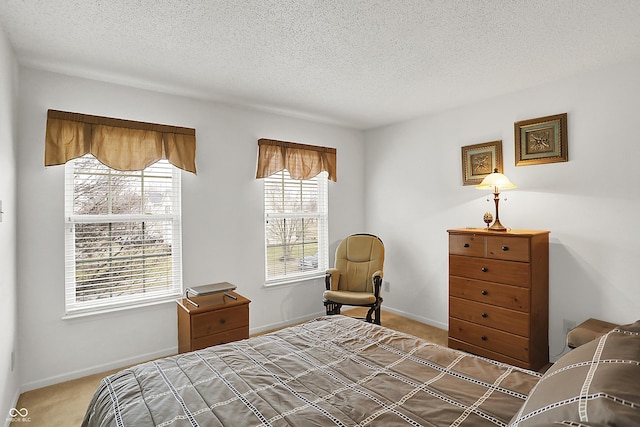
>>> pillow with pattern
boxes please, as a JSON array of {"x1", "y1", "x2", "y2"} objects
[{"x1": 509, "y1": 320, "x2": 640, "y2": 426}]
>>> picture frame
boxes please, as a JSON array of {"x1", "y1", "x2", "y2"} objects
[
  {"x1": 461, "y1": 140, "x2": 503, "y2": 186},
  {"x1": 515, "y1": 113, "x2": 568, "y2": 166}
]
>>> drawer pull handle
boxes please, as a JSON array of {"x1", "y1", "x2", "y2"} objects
[
  {"x1": 463, "y1": 243, "x2": 470, "y2": 248},
  {"x1": 502, "y1": 246, "x2": 509, "y2": 251},
  {"x1": 481, "y1": 313, "x2": 488, "y2": 318},
  {"x1": 481, "y1": 290, "x2": 488, "y2": 295},
  {"x1": 481, "y1": 335, "x2": 487, "y2": 341},
  {"x1": 220, "y1": 319, "x2": 226, "y2": 324},
  {"x1": 481, "y1": 267, "x2": 488, "y2": 272}
]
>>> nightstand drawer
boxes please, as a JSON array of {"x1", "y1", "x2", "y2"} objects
[
  {"x1": 449, "y1": 276, "x2": 530, "y2": 312},
  {"x1": 449, "y1": 233, "x2": 485, "y2": 257},
  {"x1": 449, "y1": 297, "x2": 529, "y2": 336},
  {"x1": 449, "y1": 318, "x2": 530, "y2": 362},
  {"x1": 191, "y1": 326, "x2": 249, "y2": 350},
  {"x1": 487, "y1": 236, "x2": 529, "y2": 262},
  {"x1": 449, "y1": 255, "x2": 530, "y2": 287},
  {"x1": 192, "y1": 305, "x2": 249, "y2": 339}
]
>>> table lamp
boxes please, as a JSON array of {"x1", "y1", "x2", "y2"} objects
[{"x1": 476, "y1": 168, "x2": 516, "y2": 231}]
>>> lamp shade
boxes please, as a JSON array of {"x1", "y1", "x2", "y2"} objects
[{"x1": 476, "y1": 168, "x2": 517, "y2": 191}]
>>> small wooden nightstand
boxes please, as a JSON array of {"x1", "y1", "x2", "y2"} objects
[{"x1": 177, "y1": 291, "x2": 250, "y2": 353}]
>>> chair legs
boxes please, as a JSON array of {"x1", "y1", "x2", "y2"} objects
[
  {"x1": 324, "y1": 300, "x2": 381, "y2": 325},
  {"x1": 324, "y1": 301, "x2": 342, "y2": 315},
  {"x1": 366, "y1": 306, "x2": 382, "y2": 325}
]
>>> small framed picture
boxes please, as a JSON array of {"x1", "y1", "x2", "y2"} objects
[
  {"x1": 515, "y1": 113, "x2": 568, "y2": 166},
  {"x1": 461, "y1": 140, "x2": 503, "y2": 186}
]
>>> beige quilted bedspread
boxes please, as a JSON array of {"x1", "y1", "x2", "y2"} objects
[{"x1": 82, "y1": 315, "x2": 540, "y2": 426}]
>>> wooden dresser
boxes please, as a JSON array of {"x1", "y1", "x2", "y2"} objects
[
  {"x1": 447, "y1": 228, "x2": 549, "y2": 371},
  {"x1": 177, "y1": 291, "x2": 250, "y2": 353}
]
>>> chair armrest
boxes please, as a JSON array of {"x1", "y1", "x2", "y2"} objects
[
  {"x1": 372, "y1": 270, "x2": 383, "y2": 298},
  {"x1": 325, "y1": 269, "x2": 340, "y2": 291}
]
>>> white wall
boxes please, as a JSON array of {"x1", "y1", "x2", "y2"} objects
[
  {"x1": 14, "y1": 47, "x2": 640, "y2": 395},
  {"x1": 16, "y1": 67, "x2": 365, "y2": 390},
  {"x1": 0, "y1": 25, "x2": 19, "y2": 425},
  {"x1": 365, "y1": 58, "x2": 640, "y2": 361}
]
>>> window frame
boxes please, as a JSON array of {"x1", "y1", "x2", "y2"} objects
[
  {"x1": 63, "y1": 156, "x2": 183, "y2": 316},
  {"x1": 263, "y1": 170, "x2": 329, "y2": 286}
]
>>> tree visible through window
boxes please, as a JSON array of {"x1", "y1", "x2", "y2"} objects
[
  {"x1": 64, "y1": 155, "x2": 182, "y2": 314},
  {"x1": 264, "y1": 170, "x2": 328, "y2": 283}
]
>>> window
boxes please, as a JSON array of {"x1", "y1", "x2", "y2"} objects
[
  {"x1": 264, "y1": 170, "x2": 328, "y2": 284},
  {"x1": 64, "y1": 155, "x2": 182, "y2": 315}
]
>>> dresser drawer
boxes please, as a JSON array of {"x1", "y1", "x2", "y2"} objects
[
  {"x1": 449, "y1": 255, "x2": 531, "y2": 287},
  {"x1": 191, "y1": 326, "x2": 249, "y2": 351},
  {"x1": 449, "y1": 318, "x2": 530, "y2": 362},
  {"x1": 449, "y1": 297, "x2": 529, "y2": 336},
  {"x1": 487, "y1": 236, "x2": 529, "y2": 262},
  {"x1": 449, "y1": 276, "x2": 530, "y2": 312},
  {"x1": 192, "y1": 305, "x2": 249, "y2": 339},
  {"x1": 449, "y1": 233, "x2": 485, "y2": 257}
]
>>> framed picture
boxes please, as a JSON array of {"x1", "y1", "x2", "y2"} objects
[
  {"x1": 461, "y1": 140, "x2": 503, "y2": 186},
  {"x1": 515, "y1": 113, "x2": 568, "y2": 166}
]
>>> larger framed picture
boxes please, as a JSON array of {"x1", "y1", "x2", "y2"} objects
[
  {"x1": 461, "y1": 140, "x2": 503, "y2": 186},
  {"x1": 515, "y1": 113, "x2": 568, "y2": 166}
]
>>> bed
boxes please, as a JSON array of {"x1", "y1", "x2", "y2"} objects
[{"x1": 82, "y1": 315, "x2": 640, "y2": 427}]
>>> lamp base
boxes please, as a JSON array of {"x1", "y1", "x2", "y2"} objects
[{"x1": 489, "y1": 218, "x2": 507, "y2": 232}]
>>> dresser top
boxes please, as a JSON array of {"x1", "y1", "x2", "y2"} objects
[{"x1": 447, "y1": 228, "x2": 550, "y2": 236}]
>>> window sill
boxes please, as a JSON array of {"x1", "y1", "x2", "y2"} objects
[
  {"x1": 62, "y1": 294, "x2": 181, "y2": 320},
  {"x1": 264, "y1": 273, "x2": 326, "y2": 288}
]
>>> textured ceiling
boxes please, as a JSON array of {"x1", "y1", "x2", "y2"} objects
[{"x1": 1, "y1": 1, "x2": 640, "y2": 129}]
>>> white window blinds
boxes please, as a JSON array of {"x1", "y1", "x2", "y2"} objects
[
  {"x1": 64, "y1": 155, "x2": 182, "y2": 314},
  {"x1": 263, "y1": 170, "x2": 328, "y2": 284}
]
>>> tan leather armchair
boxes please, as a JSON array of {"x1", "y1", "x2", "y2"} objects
[{"x1": 323, "y1": 234, "x2": 384, "y2": 324}]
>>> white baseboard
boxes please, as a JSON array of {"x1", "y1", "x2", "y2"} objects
[
  {"x1": 381, "y1": 306, "x2": 448, "y2": 330},
  {"x1": 20, "y1": 347, "x2": 177, "y2": 393},
  {"x1": 248, "y1": 307, "x2": 447, "y2": 335},
  {"x1": 249, "y1": 311, "x2": 325, "y2": 335},
  {"x1": 19, "y1": 308, "x2": 445, "y2": 394}
]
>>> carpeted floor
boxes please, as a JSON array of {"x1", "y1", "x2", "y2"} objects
[{"x1": 10, "y1": 309, "x2": 446, "y2": 427}]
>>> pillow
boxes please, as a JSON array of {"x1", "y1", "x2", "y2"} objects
[{"x1": 509, "y1": 320, "x2": 640, "y2": 426}]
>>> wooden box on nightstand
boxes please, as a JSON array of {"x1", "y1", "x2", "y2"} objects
[{"x1": 177, "y1": 291, "x2": 251, "y2": 353}]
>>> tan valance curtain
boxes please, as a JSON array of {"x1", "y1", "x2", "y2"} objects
[
  {"x1": 256, "y1": 138, "x2": 337, "y2": 182},
  {"x1": 45, "y1": 109, "x2": 197, "y2": 174}
]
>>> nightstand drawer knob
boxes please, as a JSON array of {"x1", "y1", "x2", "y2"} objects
[
  {"x1": 220, "y1": 319, "x2": 226, "y2": 324},
  {"x1": 481, "y1": 312, "x2": 488, "y2": 318},
  {"x1": 481, "y1": 267, "x2": 488, "y2": 272},
  {"x1": 502, "y1": 246, "x2": 509, "y2": 251},
  {"x1": 481, "y1": 335, "x2": 487, "y2": 341},
  {"x1": 463, "y1": 243, "x2": 470, "y2": 248},
  {"x1": 481, "y1": 290, "x2": 488, "y2": 295}
]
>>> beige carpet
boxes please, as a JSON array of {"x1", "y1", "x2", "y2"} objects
[{"x1": 11, "y1": 310, "x2": 446, "y2": 427}]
